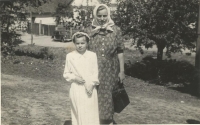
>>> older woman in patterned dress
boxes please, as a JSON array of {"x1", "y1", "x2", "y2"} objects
[{"x1": 84, "y1": 4, "x2": 125, "y2": 125}]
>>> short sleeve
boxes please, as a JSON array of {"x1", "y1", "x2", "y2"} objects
[{"x1": 116, "y1": 27, "x2": 125, "y2": 54}]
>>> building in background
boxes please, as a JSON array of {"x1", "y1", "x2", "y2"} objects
[
  {"x1": 26, "y1": 0, "x2": 118, "y2": 36},
  {"x1": 72, "y1": 0, "x2": 117, "y2": 21}
]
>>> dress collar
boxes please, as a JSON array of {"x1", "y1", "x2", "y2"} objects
[{"x1": 75, "y1": 50, "x2": 89, "y2": 59}]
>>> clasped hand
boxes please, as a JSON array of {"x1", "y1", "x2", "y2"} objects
[
  {"x1": 74, "y1": 76, "x2": 94, "y2": 95},
  {"x1": 74, "y1": 76, "x2": 85, "y2": 84},
  {"x1": 84, "y1": 82, "x2": 94, "y2": 96}
]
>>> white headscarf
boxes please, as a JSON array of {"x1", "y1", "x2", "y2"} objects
[{"x1": 92, "y1": 4, "x2": 115, "y2": 33}]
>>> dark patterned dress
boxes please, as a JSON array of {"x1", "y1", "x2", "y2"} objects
[{"x1": 84, "y1": 25, "x2": 124, "y2": 120}]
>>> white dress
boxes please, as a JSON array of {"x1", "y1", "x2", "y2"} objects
[{"x1": 63, "y1": 50, "x2": 100, "y2": 125}]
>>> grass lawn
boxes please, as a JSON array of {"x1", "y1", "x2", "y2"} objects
[{"x1": 1, "y1": 46, "x2": 200, "y2": 124}]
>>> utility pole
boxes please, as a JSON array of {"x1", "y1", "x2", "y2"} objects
[
  {"x1": 29, "y1": 1, "x2": 33, "y2": 45},
  {"x1": 196, "y1": 0, "x2": 200, "y2": 97},
  {"x1": 0, "y1": 3, "x2": 5, "y2": 44},
  {"x1": 87, "y1": 0, "x2": 88, "y2": 10},
  {"x1": 0, "y1": 17, "x2": 1, "y2": 44},
  {"x1": 87, "y1": 0, "x2": 89, "y2": 19}
]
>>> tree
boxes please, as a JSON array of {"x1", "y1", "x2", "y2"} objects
[
  {"x1": 52, "y1": 0, "x2": 74, "y2": 26},
  {"x1": 0, "y1": 0, "x2": 50, "y2": 56},
  {"x1": 113, "y1": 0, "x2": 198, "y2": 60},
  {"x1": 0, "y1": 0, "x2": 51, "y2": 32},
  {"x1": 74, "y1": 5, "x2": 94, "y2": 28},
  {"x1": 1, "y1": 0, "x2": 26, "y2": 57},
  {"x1": 97, "y1": 0, "x2": 112, "y2": 5}
]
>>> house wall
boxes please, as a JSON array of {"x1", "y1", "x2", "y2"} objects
[{"x1": 27, "y1": 22, "x2": 56, "y2": 36}]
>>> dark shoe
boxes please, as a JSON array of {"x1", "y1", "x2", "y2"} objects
[
  {"x1": 63, "y1": 119, "x2": 72, "y2": 125},
  {"x1": 113, "y1": 119, "x2": 117, "y2": 124},
  {"x1": 100, "y1": 119, "x2": 113, "y2": 125}
]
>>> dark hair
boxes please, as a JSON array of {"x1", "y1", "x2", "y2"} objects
[
  {"x1": 73, "y1": 33, "x2": 89, "y2": 43},
  {"x1": 97, "y1": 5, "x2": 107, "y2": 13}
]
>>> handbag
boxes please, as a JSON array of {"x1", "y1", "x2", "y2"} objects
[{"x1": 112, "y1": 81, "x2": 130, "y2": 113}]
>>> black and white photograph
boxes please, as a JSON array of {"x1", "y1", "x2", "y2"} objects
[{"x1": 1, "y1": 0, "x2": 200, "y2": 124}]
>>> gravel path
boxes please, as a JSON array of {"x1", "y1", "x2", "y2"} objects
[
  {"x1": 20, "y1": 33, "x2": 75, "y2": 50},
  {"x1": 20, "y1": 33, "x2": 195, "y2": 56}
]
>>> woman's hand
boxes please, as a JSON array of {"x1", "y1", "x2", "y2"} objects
[
  {"x1": 118, "y1": 71, "x2": 125, "y2": 83},
  {"x1": 74, "y1": 76, "x2": 85, "y2": 84}
]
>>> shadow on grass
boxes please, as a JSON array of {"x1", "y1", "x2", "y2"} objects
[
  {"x1": 168, "y1": 84, "x2": 199, "y2": 97},
  {"x1": 187, "y1": 119, "x2": 200, "y2": 124},
  {"x1": 63, "y1": 119, "x2": 117, "y2": 125},
  {"x1": 15, "y1": 39, "x2": 25, "y2": 45}
]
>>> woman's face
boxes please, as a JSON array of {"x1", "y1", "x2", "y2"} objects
[{"x1": 96, "y1": 8, "x2": 108, "y2": 25}]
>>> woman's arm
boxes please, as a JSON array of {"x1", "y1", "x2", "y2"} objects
[
  {"x1": 118, "y1": 53, "x2": 125, "y2": 83},
  {"x1": 116, "y1": 27, "x2": 125, "y2": 83}
]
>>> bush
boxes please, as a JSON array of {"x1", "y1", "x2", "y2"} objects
[
  {"x1": 125, "y1": 55, "x2": 160, "y2": 81},
  {"x1": 125, "y1": 55, "x2": 198, "y2": 86},
  {"x1": 13, "y1": 45, "x2": 70, "y2": 60},
  {"x1": 159, "y1": 60, "x2": 196, "y2": 84},
  {"x1": 14, "y1": 46, "x2": 54, "y2": 60},
  {"x1": 1, "y1": 31, "x2": 22, "y2": 57}
]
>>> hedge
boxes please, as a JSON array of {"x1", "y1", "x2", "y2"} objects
[
  {"x1": 13, "y1": 45, "x2": 199, "y2": 87},
  {"x1": 14, "y1": 45, "x2": 71, "y2": 60},
  {"x1": 125, "y1": 55, "x2": 199, "y2": 86}
]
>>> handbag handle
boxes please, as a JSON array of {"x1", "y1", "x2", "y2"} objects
[
  {"x1": 113, "y1": 81, "x2": 125, "y2": 93},
  {"x1": 118, "y1": 80, "x2": 124, "y2": 87}
]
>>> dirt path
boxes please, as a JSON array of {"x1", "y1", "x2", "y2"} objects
[
  {"x1": 19, "y1": 33, "x2": 196, "y2": 56},
  {"x1": 1, "y1": 74, "x2": 71, "y2": 125},
  {"x1": 20, "y1": 33, "x2": 75, "y2": 49},
  {"x1": 1, "y1": 74, "x2": 200, "y2": 125}
]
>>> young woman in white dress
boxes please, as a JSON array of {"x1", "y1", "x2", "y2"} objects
[{"x1": 63, "y1": 32, "x2": 100, "y2": 125}]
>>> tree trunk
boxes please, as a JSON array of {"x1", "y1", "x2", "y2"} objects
[
  {"x1": 0, "y1": 19, "x2": 1, "y2": 43},
  {"x1": 6, "y1": 22, "x2": 10, "y2": 33},
  {"x1": 196, "y1": 3, "x2": 200, "y2": 97},
  {"x1": 155, "y1": 40, "x2": 166, "y2": 61},
  {"x1": 157, "y1": 46, "x2": 164, "y2": 61}
]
